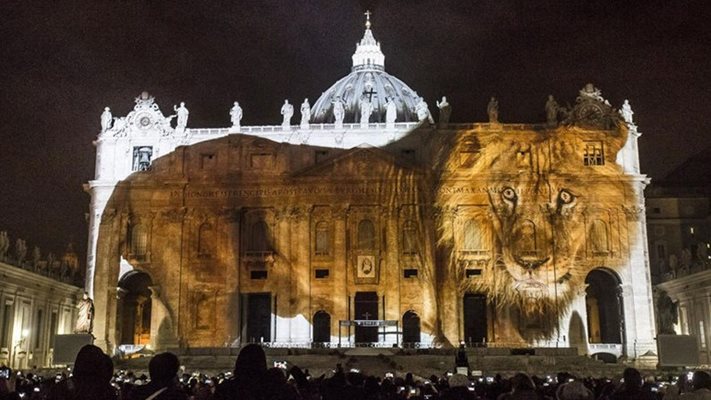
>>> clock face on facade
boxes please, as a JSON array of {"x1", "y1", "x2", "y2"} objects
[
  {"x1": 137, "y1": 113, "x2": 152, "y2": 129},
  {"x1": 575, "y1": 103, "x2": 604, "y2": 122}
]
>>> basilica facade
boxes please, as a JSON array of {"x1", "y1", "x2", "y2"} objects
[{"x1": 86, "y1": 18, "x2": 657, "y2": 360}]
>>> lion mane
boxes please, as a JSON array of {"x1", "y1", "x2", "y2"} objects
[{"x1": 435, "y1": 126, "x2": 635, "y2": 341}]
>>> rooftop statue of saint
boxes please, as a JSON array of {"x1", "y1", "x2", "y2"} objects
[
  {"x1": 100, "y1": 107, "x2": 112, "y2": 133},
  {"x1": 545, "y1": 95, "x2": 559, "y2": 127},
  {"x1": 15, "y1": 238, "x2": 27, "y2": 264},
  {"x1": 385, "y1": 97, "x2": 397, "y2": 130},
  {"x1": 75, "y1": 292, "x2": 95, "y2": 334},
  {"x1": 0, "y1": 231, "x2": 9, "y2": 258},
  {"x1": 174, "y1": 102, "x2": 189, "y2": 130},
  {"x1": 230, "y1": 101, "x2": 243, "y2": 131},
  {"x1": 300, "y1": 98, "x2": 310, "y2": 130},
  {"x1": 332, "y1": 96, "x2": 346, "y2": 129},
  {"x1": 487, "y1": 96, "x2": 499, "y2": 123},
  {"x1": 359, "y1": 96, "x2": 372, "y2": 129},
  {"x1": 415, "y1": 97, "x2": 434, "y2": 124},
  {"x1": 281, "y1": 100, "x2": 294, "y2": 129},
  {"x1": 436, "y1": 96, "x2": 451, "y2": 128},
  {"x1": 620, "y1": 99, "x2": 634, "y2": 124}
]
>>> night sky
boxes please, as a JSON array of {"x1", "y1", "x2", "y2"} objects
[{"x1": 1, "y1": 0, "x2": 710, "y2": 263}]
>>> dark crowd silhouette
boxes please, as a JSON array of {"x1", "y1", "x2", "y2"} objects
[{"x1": 1, "y1": 344, "x2": 710, "y2": 399}]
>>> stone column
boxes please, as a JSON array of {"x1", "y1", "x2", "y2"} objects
[
  {"x1": 383, "y1": 206, "x2": 399, "y2": 346},
  {"x1": 274, "y1": 207, "x2": 291, "y2": 344},
  {"x1": 222, "y1": 208, "x2": 241, "y2": 346},
  {"x1": 332, "y1": 206, "x2": 349, "y2": 344},
  {"x1": 290, "y1": 206, "x2": 311, "y2": 344}
]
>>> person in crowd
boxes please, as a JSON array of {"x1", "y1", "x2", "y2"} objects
[
  {"x1": 610, "y1": 368, "x2": 655, "y2": 400},
  {"x1": 497, "y1": 372, "x2": 538, "y2": 399},
  {"x1": 556, "y1": 380, "x2": 593, "y2": 400},
  {"x1": 47, "y1": 344, "x2": 117, "y2": 400},
  {"x1": 681, "y1": 371, "x2": 711, "y2": 399},
  {"x1": 212, "y1": 344, "x2": 268, "y2": 400},
  {"x1": 128, "y1": 352, "x2": 187, "y2": 400}
]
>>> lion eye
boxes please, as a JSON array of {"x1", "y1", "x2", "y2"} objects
[
  {"x1": 558, "y1": 189, "x2": 575, "y2": 205},
  {"x1": 502, "y1": 187, "x2": 517, "y2": 202}
]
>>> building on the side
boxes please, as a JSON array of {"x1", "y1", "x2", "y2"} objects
[
  {"x1": 85, "y1": 16, "x2": 657, "y2": 363},
  {"x1": 0, "y1": 234, "x2": 83, "y2": 369},
  {"x1": 647, "y1": 151, "x2": 711, "y2": 364}
]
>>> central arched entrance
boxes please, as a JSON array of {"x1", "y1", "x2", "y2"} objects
[
  {"x1": 313, "y1": 310, "x2": 331, "y2": 344},
  {"x1": 585, "y1": 268, "x2": 623, "y2": 344},
  {"x1": 402, "y1": 311, "x2": 421, "y2": 345},
  {"x1": 117, "y1": 270, "x2": 153, "y2": 345}
]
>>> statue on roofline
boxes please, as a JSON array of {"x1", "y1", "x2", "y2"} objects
[
  {"x1": 487, "y1": 97, "x2": 499, "y2": 123},
  {"x1": 230, "y1": 101, "x2": 243, "y2": 130},
  {"x1": 300, "y1": 98, "x2": 311, "y2": 130},
  {"x1": 436, "y1": 96, "x2": 451, "y2": 128},
  {"x1": 100, "y1": 107, "x2": 112, "y2": 132},
  {"x1": 174, "y1": 102, "x2": 189, "y2": 130},
  {"x1": 281, "y1": 99, "x2": 294, "y2": 129}
]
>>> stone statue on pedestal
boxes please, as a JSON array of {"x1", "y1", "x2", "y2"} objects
[
  {"x1": 415, "y1": 97, "x2": 434, "y2": 124},
  {"x1": 31, "y1": 246, "x2": 41, "y2": 269},
  {"x1": 300, "y1": 99, "x2": 311, "y2": 130},
  {"x1": 281, "y1": 100, "x2": 294, "y2": 129},
  {"x1": 620, "y1": 99, "x2": 634, "y2": 124},
  {"x1": 545, "y1": 95, "x2": 559, "y2": 127},
  {"x1": 75, "y1": 292, "x2": 94, "y2": 334},
  {"x1": 15, "y1": 238, "x2": 27, "y2": 264},
  {"x1": 100, "y1": 107, "x2": 112, "y2": 132},
  {"x1": 174, "y1": 102, "x2": 189, "y2": 130},
  {"x1": 436, "y1": 96, "x2": 451, "y2": 128},
  {"x1": 332, "y1": 96, "x2": 345, "y2": 129},
  {"x1": 487, "y1": 97, "x2": 499, "y2": 123},
  {"x1": 230, "y1": 102, "x2": 243, "y2": 131},
  {"x1": 0, "y1": 231, "x2": 8, "y2": 258},
  {"x1": 385, "y1": 97, "x2": 397, "y2": 129},
  {"x1": 359, "y1": 96, "x2": 372, "y2": 129}
]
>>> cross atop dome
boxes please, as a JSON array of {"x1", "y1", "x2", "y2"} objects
[{"x1": 352, "y1": 10, "x2": 385, "y2": 71}]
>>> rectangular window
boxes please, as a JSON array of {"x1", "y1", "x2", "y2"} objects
[
  {"x1": 49, "y1": 311, "x2": 58, "y2": 348},
  {"x1": 315, "y1": 150, "x2": 329, "y2": 164},
  {"x1": 132, "y1": 146, "x2": 153, "y2": 171},
  {"x1": 34, "y1": 309, "x2": 43, "y2": 349},
  {"x1": 466, "y1": 269, "x2": 482, "y2": 277},
  {"x1": 201, "y1": 153, "x2": 216, "y2": 169},
  {"x1": 583, "y1": 141, "x2": 604, "y2": 166},
  {"x1": 656, "y1": 244, "x2": 666, "y2": 260},
  {"x1": 0, "y1": 303, "x2": 12, "y2": 348},
  {"x1": 315, "y1": 269, "x2": 330, "y2": 279},
  {"x1": 401, "y1": 149, "x2": 416, "y2": 162},
  {"x1": 403, "y1": 269, "x2": 418, "y2": 278},
  {"x1": 250, "y1": 270, "x2": 268, "y2": 280},
  {"x1": 250, "y1": 153, "x2": 272, "y2": 169}
]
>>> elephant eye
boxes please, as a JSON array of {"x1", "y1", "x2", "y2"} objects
[
  {"x1": 502, "y1": 187, "x2": 517, "y2": 202},
  {"x1": 558, "y1": 189, "x2": 575, "y2": 205}
]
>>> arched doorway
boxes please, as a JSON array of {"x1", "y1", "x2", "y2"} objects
[
  {"x1": 118, "y1": 271, "x2": 153, "y2": 345},
  {"x1": 313, "y1": 311, "x2": 331, "y2": 344},
  {"x1": 585, "y1": 268, "x2": 623, "y2": 344},
  {"x1": 402, "y1": 311, "x2": 421, "y2": 345}
]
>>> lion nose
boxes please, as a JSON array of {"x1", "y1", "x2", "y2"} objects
[{"x1": 516, "y1": 257, "x2": 550, "y2": 272}]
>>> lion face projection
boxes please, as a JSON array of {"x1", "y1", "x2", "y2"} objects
[{"x1": 437, "y1": 128, "x2": 634, "y2": 340}]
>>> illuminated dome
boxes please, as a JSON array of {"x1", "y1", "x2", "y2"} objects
[{"x1": 310, "y1": 14, "x2": 420, "y2": 124}]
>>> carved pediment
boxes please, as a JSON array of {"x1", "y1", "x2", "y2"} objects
[
  {"x1": 562, "y1": 84, "x2": 620, "y2": 130},
  {"x1": 292, "y1": 146, "x2": 415, "y2": 178}
]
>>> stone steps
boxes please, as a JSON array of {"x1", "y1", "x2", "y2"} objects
[{"x1": 114, "y1": 347, "x2": 631, "y2": 379}]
